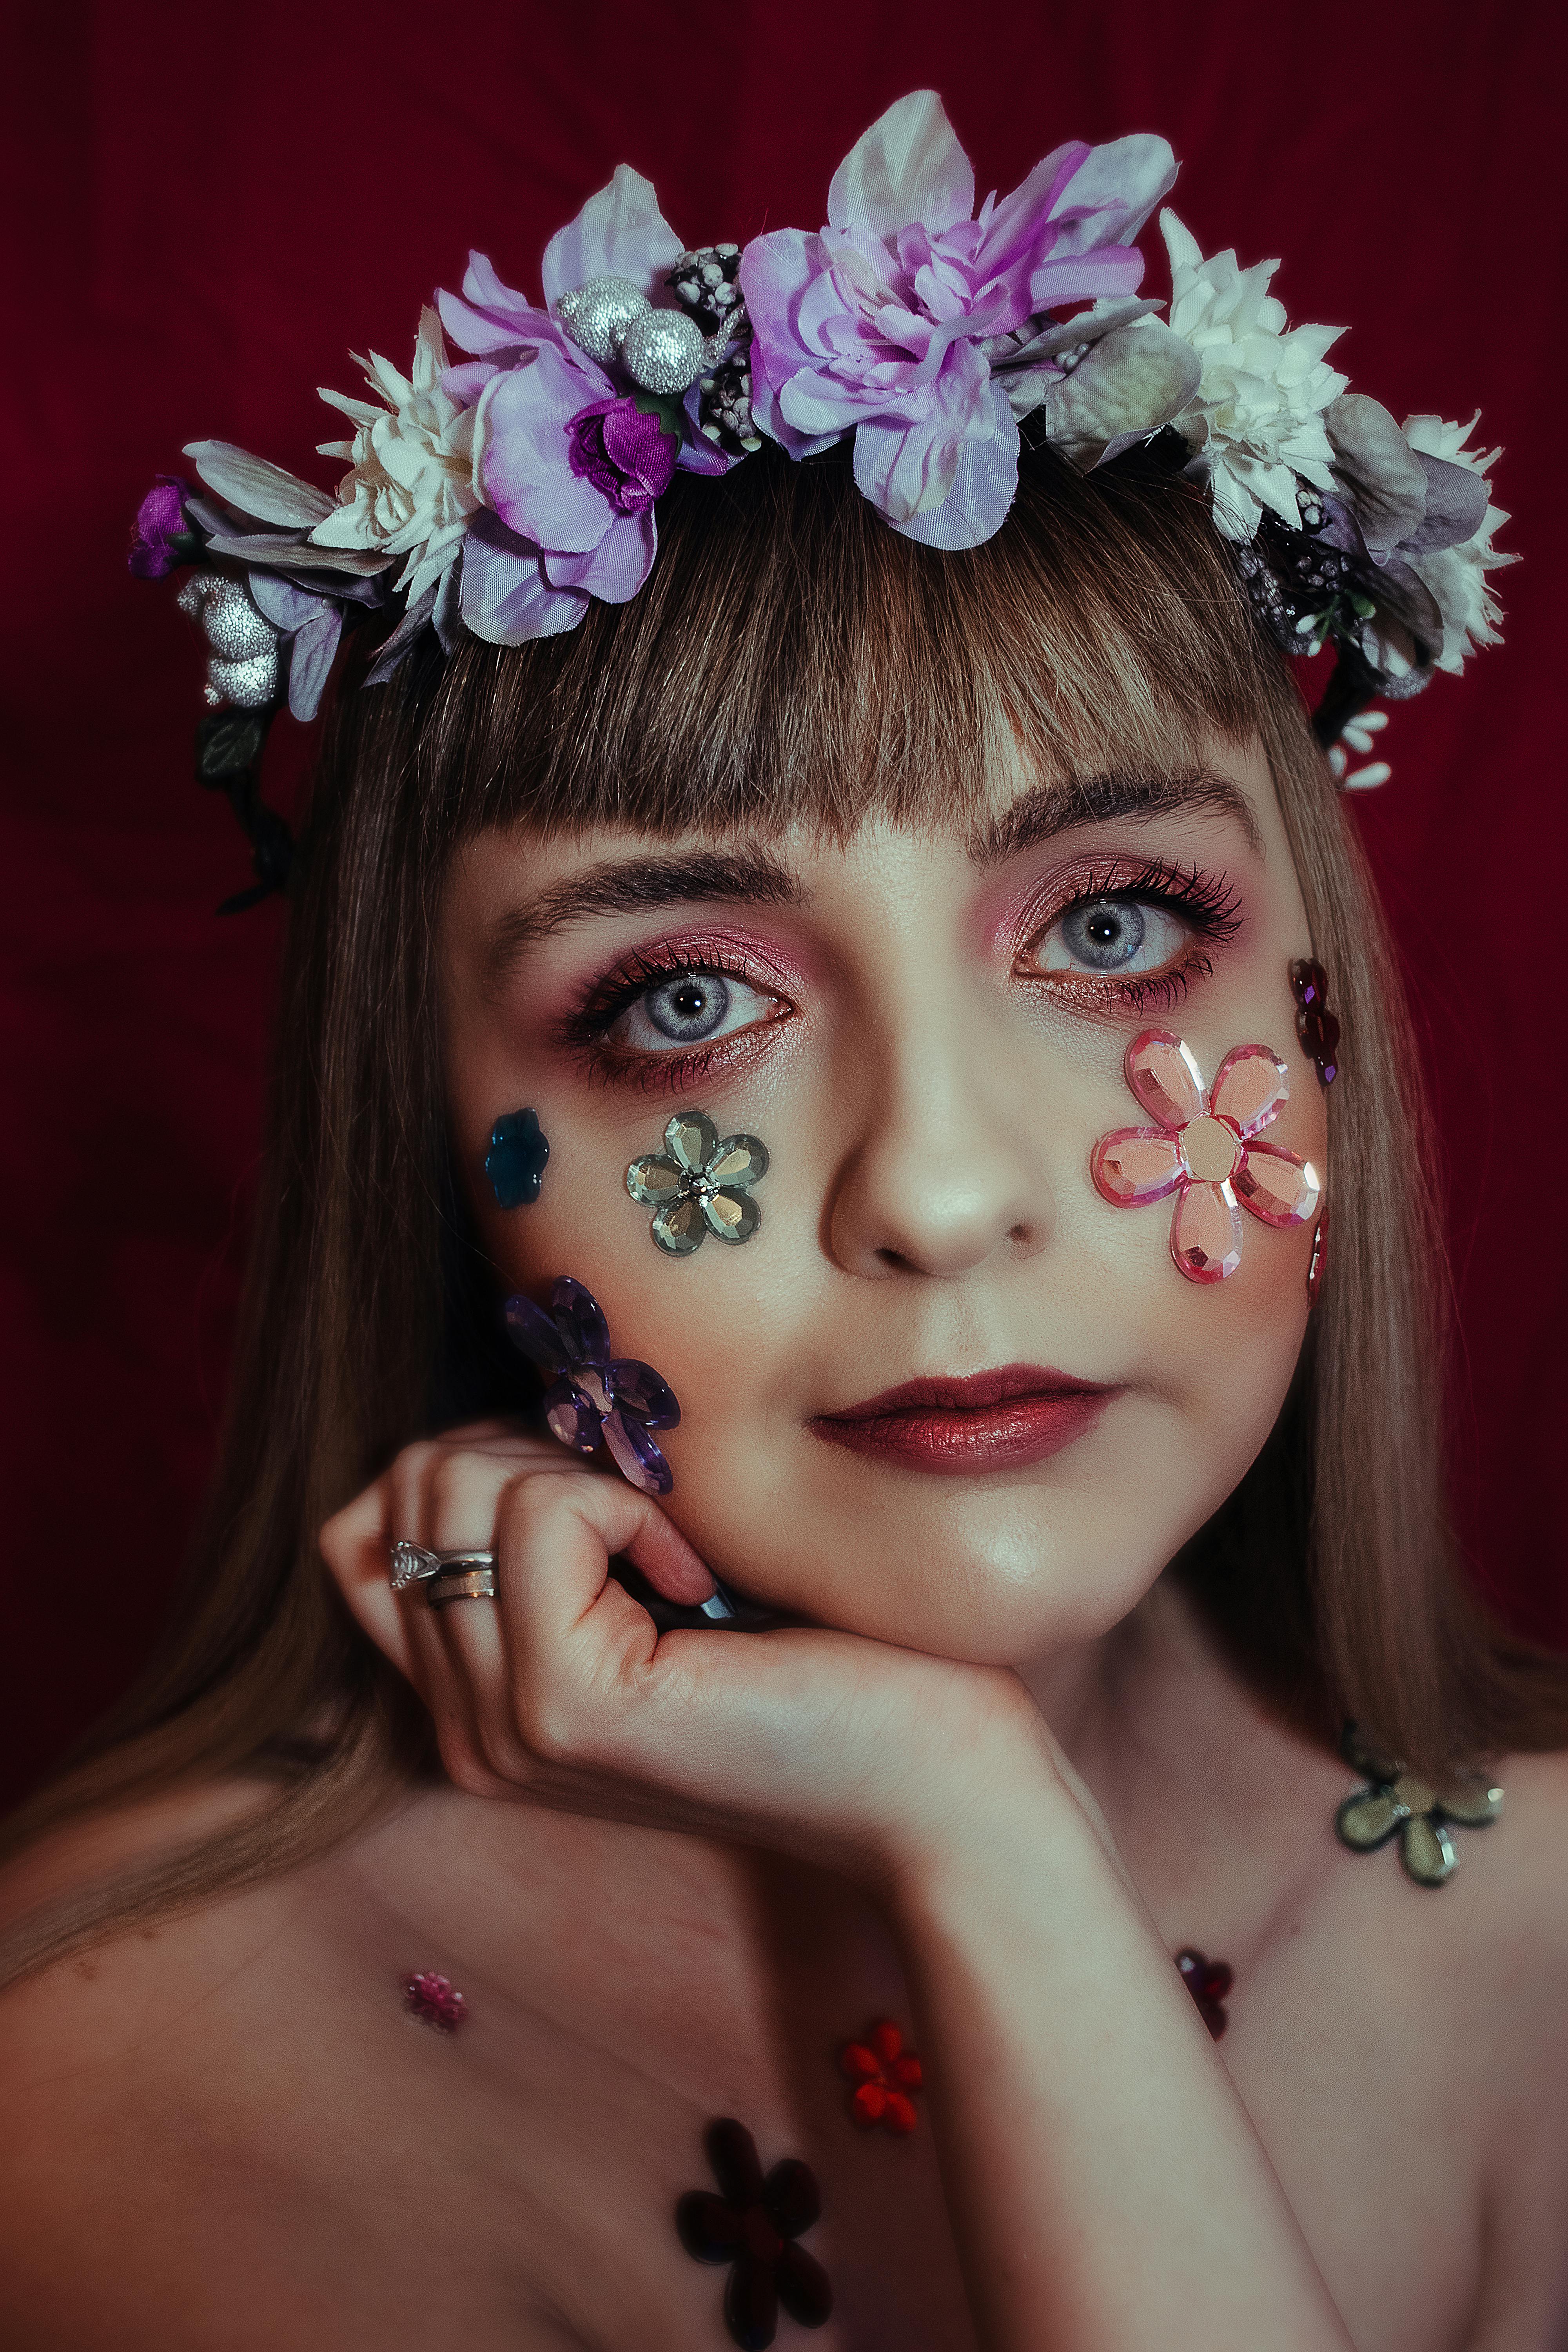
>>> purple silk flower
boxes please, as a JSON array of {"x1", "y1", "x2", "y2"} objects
[
  {"x1": 740, "y1": 90, "x2": 1176, "y2": 549},
  {"x1": 438, "y1": 168, "x2": 726, "y2": 645},
  {"x1": 176, "y1": 441, "x2": 391, "y2": 719},
  {"x1": 505, "y1": 1276, "x2": 681, "y2": 1497}
]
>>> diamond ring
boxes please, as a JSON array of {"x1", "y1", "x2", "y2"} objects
[{"x1": 389, "y1": 1541, "x2": 495, "y2": 1593}]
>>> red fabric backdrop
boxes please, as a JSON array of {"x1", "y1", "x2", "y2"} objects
[{"x1": 2, "y1": 0, "x2": 1563, "y2": 1803}]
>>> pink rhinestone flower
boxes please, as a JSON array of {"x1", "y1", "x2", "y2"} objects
[{"x1": 1090, "y1": 1029, "x2": 1321, "y2": 1284}]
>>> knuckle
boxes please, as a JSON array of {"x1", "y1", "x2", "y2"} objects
[
  {"x1": 318, "y1": 1494, "x2": 381, "y2": 1580},
  {"x1": 425, "y1": 1451, "x2": 483, "y2": 1517},
  {"x1": 497, "y1": 1466, "x2": 586, "y2": 1542},
  {"x1": 397, "y1": 1438, "x2": 443, "y2": 1483},
  {"x1": 317, "y1": 1507, "x2": 350, "y2": 1568},
  {"x1": 443, "y1": 1416, "x2": 512, "y2": 1447}
]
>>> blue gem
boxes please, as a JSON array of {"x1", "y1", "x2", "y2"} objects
[{"x1": 485, "y1": 1108, "x2": 549, "y2": 1209}]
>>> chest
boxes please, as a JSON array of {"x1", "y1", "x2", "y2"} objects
[{"x1": 255, "y1": 1907, "x2": 1492, "y2": 2352}]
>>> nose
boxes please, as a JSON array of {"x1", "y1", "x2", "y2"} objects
[{"x1": 824, "y1": 1010, "x2": 1052, "y2": 1280}]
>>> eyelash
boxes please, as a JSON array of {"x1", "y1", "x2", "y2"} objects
[{"x1": 559, "y1": 859, "x2": 1243, "y2": 1087}]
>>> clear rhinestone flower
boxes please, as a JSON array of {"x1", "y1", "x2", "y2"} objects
[
  {"x1": 625, "y1": 1112, "x2": 769, "y2": 1256},
  {"x1": 1335, "y1": 1724, "x2": 1502, "y2": 1887}
]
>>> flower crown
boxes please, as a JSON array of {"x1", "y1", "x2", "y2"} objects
[{"x1": 134, "y1": 90, "x2": 1511, "y2": 908}]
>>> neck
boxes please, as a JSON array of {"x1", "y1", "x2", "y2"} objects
[{"x1": 1022, "y1": 1569, "x2": 1325, "y2": 1827}]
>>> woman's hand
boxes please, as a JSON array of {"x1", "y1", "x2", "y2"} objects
[
  {"x1": 323, "y1": 1424, "x2": 1352, "y2": 2349},
  {"x1": 319, "y1": 1421, "x2": 1050, "y2": 1887}
]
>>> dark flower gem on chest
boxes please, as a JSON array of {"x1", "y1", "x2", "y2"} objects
[
  {"x1": 1175, "y1": 1947, "x2": 1233, "y2": 2038},
  {"x1": 676, "y1": 2117, "x2": 832, "y2": 2348}
]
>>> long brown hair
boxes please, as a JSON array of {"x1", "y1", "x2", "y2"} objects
[{"x1": 5, "y1": 437, "x2": 1563, "y2": 1983}]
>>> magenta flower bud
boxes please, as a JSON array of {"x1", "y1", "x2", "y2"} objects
[
  {"x1": 129, "y1": 476, "x2": 194, "y2": 579},
  {"x1": 567, "y1": 396, "x2": 678, "y2": 516}
]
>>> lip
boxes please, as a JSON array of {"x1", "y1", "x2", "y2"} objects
[{"x1": 810, "y1": 1363, "x2": 1118, "y2": 1476}]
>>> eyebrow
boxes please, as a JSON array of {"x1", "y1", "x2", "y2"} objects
[
  {"x1": 485, "y1": 849, "x2": 805, "y2": 970},
  {"x1": 971, "y1": 768, "x2": 1264, "y2": 864},
  {"x1": 485, "y1": 770, "x2": 1262, "y2": 968}
]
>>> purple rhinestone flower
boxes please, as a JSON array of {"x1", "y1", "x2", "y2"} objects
[{"x1": 504, "y1": 1276, "x2": 680, "y2": 1496}]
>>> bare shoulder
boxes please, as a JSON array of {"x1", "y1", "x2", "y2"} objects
[
  {"x1": 1393, "y1": 1746, "x2": 1568, "y2": 2099},
  {"x1": 0, "y1": 1770, "x2": 289, "y2": 2071},
  {"x1": 1470, "y1": 1746, "x2": 1568, "y2": 2011},
  {"x1": 0, "y1": 1772, "x2": 276, "y2": 1941},
  {"x1": 1456, "y1": 1748, "x2": 1568, "y2": 2346},
  {"x1": 0, "y1": 1778, "x2": 312, "y2": 2350},
  {"x1": 0, "y1": 1783, "x2": 600, "y2": 2351}
]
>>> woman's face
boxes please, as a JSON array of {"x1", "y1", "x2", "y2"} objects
[{"x1": 439, "y1": 733, "x2": 1327, "y2": 1665}]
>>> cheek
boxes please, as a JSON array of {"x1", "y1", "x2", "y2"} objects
[
  {"x1": 463, "y1": 1085, "x2": 804, "y2": 1457},
  {"x1": 1080, "y1": 1065, "x2": 1324, "y2": 1440},
  {"x1": 452, "y1": 1019, "x2": 1328, "y2": 1657}
]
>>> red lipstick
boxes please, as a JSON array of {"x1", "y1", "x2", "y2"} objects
[{"x1": 811, "y1": 1363, "x2": 1117, "y2": 1475}]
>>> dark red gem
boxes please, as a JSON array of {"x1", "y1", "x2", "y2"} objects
[
  {"x1": 677, "y1": 2190, "x2": 743, "y2": 2262},
  {"x1": 676, "y1": 2120, "x2": 831, "y2": 2347},
  {"x1": 742, "y1": 2208, "x2": 784, "y2": 2263},
  {"x1": 1289, "y1": 957, "x2": 1340, "y2": 1087},
  {"x1": 725, "y1": 2254, "x2": 778, "y2": 2352},
  {"x1": 777, "y1": 2241, "x2": 834, "y2": 2328},
  {"x1": 1176, "y1": 1947, "x2": 1234, "y2": 2039}
]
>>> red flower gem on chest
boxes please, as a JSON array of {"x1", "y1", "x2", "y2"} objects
[{"x1": 838, "y1": 2019, "x2": 924, "y2": 2134}]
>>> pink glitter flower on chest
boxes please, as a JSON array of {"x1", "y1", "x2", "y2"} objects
[
  {"x1": 1091, "y1": 1029, "x2": 1321, "y2": 1283},
  {"x1": 404, "y1": 1970, "x2": 467, "y2": 2030}
]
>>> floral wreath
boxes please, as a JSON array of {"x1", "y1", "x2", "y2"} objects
[{"x1": 131, "y1": 91, "x2": 1511, "y2": 909}]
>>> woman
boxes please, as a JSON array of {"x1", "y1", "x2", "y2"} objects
[{"x1": 3, "y1": 93, "x2": 1565, "y2": 2350}]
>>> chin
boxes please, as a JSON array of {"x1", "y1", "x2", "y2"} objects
[{"x1": 666, "y1": 1438, "x2": 1219, "y2": 1667}]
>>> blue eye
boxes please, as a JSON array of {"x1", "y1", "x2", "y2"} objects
[
  {"x1": 1033, "y1": 895, "x2": 1188, "y2": 978},
  {"x1": 647, "y1": 975, "x2": 731, "y2": 1040},
  {"x1": 609, "y1": 970, "x2": 783, "y2": 1054},
  {"x1": 1063, "y1": 899, "x2": 1145, "y2": 970}
]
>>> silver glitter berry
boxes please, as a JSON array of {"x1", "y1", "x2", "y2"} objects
[
  {"x1": 178, "y1": 573, "x2": 277, "y2": 662},
  {"x1": 555, "y1": 275, "x2": 650, "y2": 365},
  {"x1": 619, "y1": 307, "x2": 707, "y2": 396},
  {"x1": 176, "y1": 573, "x2": 282, "y2": 708},
  {"x1": 204, "y1": 650, "x2": 280, "y2": 709}
]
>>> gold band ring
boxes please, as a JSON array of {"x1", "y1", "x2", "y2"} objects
[{"x1": 426, "y1": 1567, "x2": 498, "y2": 1608}]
